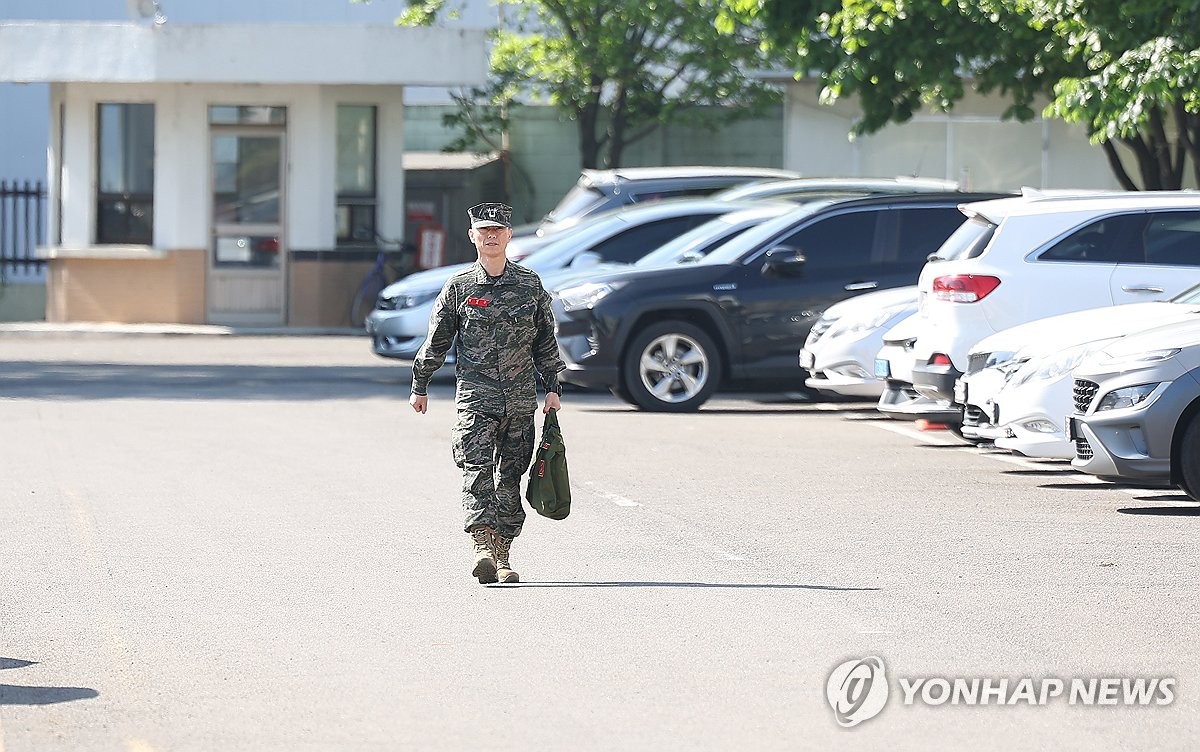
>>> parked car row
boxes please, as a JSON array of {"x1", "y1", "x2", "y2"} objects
[
  {"x1": 367, "y1": 167, "x2": 984, "y2": 367},
  {"x1": 801, "y1": 190, "x2": 1200, "y2": 501}
]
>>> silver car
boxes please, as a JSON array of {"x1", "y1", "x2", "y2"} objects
[{"x1": 1069, "y1": 317, "x2": 1200, "y2": 498}]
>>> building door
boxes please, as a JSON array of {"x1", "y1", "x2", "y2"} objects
[{"x1": 208, "y1": 119, "x2": 287, "y2": 325}]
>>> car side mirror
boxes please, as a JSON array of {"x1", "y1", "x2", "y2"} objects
[
  {"x1": 570, "y1": 251, "x2": 602, "y2": 269},
  {"x1": 762, "y1": 246, "x2": 807, "y2": 278}
]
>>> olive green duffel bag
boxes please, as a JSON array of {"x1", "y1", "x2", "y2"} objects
[{"x1": 526, "y1": 409, "x2": 571, "y2": 520}]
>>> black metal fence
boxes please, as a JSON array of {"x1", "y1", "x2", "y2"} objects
[{"x1": 1, "y1": 180, "x2": 47, "y2": 276}]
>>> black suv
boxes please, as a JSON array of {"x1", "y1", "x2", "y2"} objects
[{"x1": 552, "y1": 192, "x2": 1008, "y2": 411}]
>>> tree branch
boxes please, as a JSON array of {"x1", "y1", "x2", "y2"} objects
[{"x1": 1100, "y1": 139, "x2": 1139, "y2": 191}]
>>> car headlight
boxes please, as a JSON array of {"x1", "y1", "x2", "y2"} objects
[
  {"x1": 825, "y1": 304, "x2": 911, "y2": 338},
  {"x1": 1095, "y1": 383, "x2": 1161, "y2": 412},
  {"x1": 378, "y1": 289, "x2": 439, "y2": 311},
  {"x1": 1010, "y1": 345, "x2": 1090, "y2": 387},
  {"x1": 1098, "y1": 348, "x2": 1180, "y2": 367},
  {"x1": 557, "y1": 282, "x2": 627, "y2": 312}
]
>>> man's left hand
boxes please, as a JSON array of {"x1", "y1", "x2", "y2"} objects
[{"x1": 544, "y1": 392, "x2": 561, "y2": 413}]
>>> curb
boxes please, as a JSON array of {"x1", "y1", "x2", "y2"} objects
[{"x1": 0, "y1": 322, "x2": 366, "y2": 337}]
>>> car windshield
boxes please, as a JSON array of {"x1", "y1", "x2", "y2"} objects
[
  {"x1": 929, "y1": 215, "x2": 995, "y2": 261},
  {"x1": 634, "y1": 206, "x2": 789, "y2": 268},
  {"x1": 523, "y1": 213, "x2": 629, "y2": 273},
  {"x1": 697, "y1": 201, "x2": 836, "y2": 266},
  {"x1": 1171, "y1": 282, "x2": 1200, "y2": 304},
  {"x1": 543, "y1": 182, "x2": 606, "y2": 223}
]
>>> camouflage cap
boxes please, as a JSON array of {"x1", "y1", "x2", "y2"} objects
[{"x1": 468, "y1": 202, "x2": 513, "y2": 229}]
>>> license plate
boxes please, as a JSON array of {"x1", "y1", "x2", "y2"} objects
[
  {"x1": 798, "y1": 350, "x2": 815, "y2": 370},
  {"x1": 874, "y1": 358, "x2": 890, "y2": 379},
  {"x1": 953, "y1": 379, "x2": 967, "y2": 405},
  {"x1": 1067, "y1": 417, "x2": 1078, "y2": 441}
]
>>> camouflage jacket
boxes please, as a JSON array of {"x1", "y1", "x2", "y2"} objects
[{"x1": 411, "y1": 261, "x2": 565, "y2": 416}]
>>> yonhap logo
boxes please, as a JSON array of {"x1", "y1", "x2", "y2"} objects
[{"x1": 827, "y1": 656, "x2": 889, "y2": 728}]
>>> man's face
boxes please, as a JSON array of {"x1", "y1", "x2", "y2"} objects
[{"x1": 469, "y1": 226, "x2": 513, "y2": 259}]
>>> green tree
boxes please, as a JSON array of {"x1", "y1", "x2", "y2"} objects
[
  {"x1": 397, "y1": 0, "x2": 780, "y2": 169},
  {"x1": 723, "y1": 0, "x2": 1200, "y2": 189}
]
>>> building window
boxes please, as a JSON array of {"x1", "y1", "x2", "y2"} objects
[
  {"x1": 336, "y1": 105, "x2": 377, "y2": 244},
  {"x1": 96, "y1": 103, "x2": 155, "y2": 245}
]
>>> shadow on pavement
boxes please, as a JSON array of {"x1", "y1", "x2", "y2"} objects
[
  {"x1": 1038, "y1": 481, "x2": 1173, "y2": 491},
  {"x1": 1001, "y1": 469, "x2": 1077, "y2": 476},
  {"x1": 0, "y1": 657, "x2": 98, "y2": 706},
  {"x1": 0, "y1": 361, "x2": 416, "y2": 401},
  {"x1": 1117, "y1": 506, "x2": 1200, "y2": 516},
  {"x1": 578, "y1": 405, "x2": 867, "y2": 416},
  {"x1": 487, "y1": 581, "x2": 880, "y2": 591}
]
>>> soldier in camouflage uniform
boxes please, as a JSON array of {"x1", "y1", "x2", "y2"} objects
[{"x1": 409, "y1": 202, "x2": 564, "y2": 585}]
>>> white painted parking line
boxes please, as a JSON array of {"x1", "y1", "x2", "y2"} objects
[
  {"x1": 868, "y1": 421, "x2": 960, "y2": 446},
  {"x1": 968, "y1": 449, "x2": 1065, "y2": 472},
  {"x1": 868, "y1": 422, "x2": 1199, "y2": 501},
  {"x1": 579, "y1": 481, "x2": 752, "y2": 561},
  {"x1": 581, "y1": 481, "x2": 640, "y2": 507}
]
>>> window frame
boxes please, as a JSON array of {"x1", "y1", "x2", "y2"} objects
[
  {"x1": 95, "y1": 102, "x2": 156, "y2": 246},
  {"x1": 335, "y1": 104, "x2": 379, "y2": 246}
]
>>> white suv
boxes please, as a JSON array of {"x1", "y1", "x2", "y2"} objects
[{"x1": 910, "y1": 192, "x2": 1200, "y2": 407}]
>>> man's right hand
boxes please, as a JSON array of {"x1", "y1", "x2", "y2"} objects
[{"x1": 410, "y1": 393, "x2": 428, "y2": 414}]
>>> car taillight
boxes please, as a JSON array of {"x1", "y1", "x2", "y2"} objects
[
  {"x1": 930, "y1": 353, "x2": 953, "y2": 366},
  {"x1": 932, "y1": 274, "x2": 1000, "y2": 303}
]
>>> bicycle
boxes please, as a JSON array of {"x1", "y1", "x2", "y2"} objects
[{"x1": 349, "y1": 236, "x2": 416, "y2": 329}]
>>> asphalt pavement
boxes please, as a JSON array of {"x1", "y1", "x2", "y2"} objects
[{"x1": 1, "y1": 335, "x2": 1197, "y2": 751}]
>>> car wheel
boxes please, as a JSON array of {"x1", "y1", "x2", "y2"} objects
[
  {"x1": 610, "y1": 383, "x2": 635, "y2": 405},
  {"x1": 621, "y1": 321, "x2": 722, "y2": 412},
  {"x1": 1179, "y1": 415, "x2": 1200, "y2": 500}
]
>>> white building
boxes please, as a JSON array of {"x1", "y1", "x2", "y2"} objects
[{"x1": 0, "y1": 18, "x2": 487, "y2": 325}]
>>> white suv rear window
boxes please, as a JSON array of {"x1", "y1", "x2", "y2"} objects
[{"x1": 929, "y1": 216, "x2": 996, "y2": 261}]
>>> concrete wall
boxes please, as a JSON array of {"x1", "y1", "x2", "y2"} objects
[
  {"x1": 45, "y1": 249, "x2": 205, "y2": 323},
  {"x1": 288, "y1": 258, "x2": 375, "y2": 328},
  {"x1": 781, "y1": 80, "x2": 1128, "y2": 191}
]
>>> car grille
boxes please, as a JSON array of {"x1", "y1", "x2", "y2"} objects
[
  {"x1": 966, "y1": 352, "x2": 990, "y2": 375},
  {"x1": 1073, "y1": 379, "x2": 1099, "y2": 413},
  {"x1": 963, "y1": 404, "x2": 984, "y2": 427},
  {"x1": 1074, "y1": 437, "x2": 1093, "y2": 461}
]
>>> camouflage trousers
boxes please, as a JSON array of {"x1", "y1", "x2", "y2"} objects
[{"x1": 451, "y1": 410, "x2": 535, "y2": 538}]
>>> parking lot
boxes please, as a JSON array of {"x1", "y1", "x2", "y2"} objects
[{"x1": 1, "y1": 334, "x2": 1197, "y2": 750}]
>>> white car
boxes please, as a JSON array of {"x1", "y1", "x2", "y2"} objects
[
  {"x1": 909, "y1": 192, "x2": 1200, "y2": 411},
  {"x1": 957, "y1": 293, "x2": 1200, "y2": 457},
  {"x1": 800, "y1": 286, "x2": 918, "y2": 398},
  {"x1": 874, "y1": 316, "x2": 960, "y2": 423},
  {"x1": 364, "y1": 199, "x2": 751, "y2": 359}
]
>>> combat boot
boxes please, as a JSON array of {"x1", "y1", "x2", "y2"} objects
[
  {"x1": 470, "y1": 527, "x2": 498, "y2": 584},
  {"x1": 493, "y1": 533, "x2": 519, "y2": 583}
]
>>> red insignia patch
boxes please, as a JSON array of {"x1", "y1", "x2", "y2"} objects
[{"x1": 466, "y1": 297, "x2": 490, "y2": 308}]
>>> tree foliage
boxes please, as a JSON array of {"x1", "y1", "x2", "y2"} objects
[
  {"x1": 723, "y1": 0, "x2": 1200, "y2": 188},
  {"x1": 396, "y1": 0, "x2": 780, "y2": 169}
]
